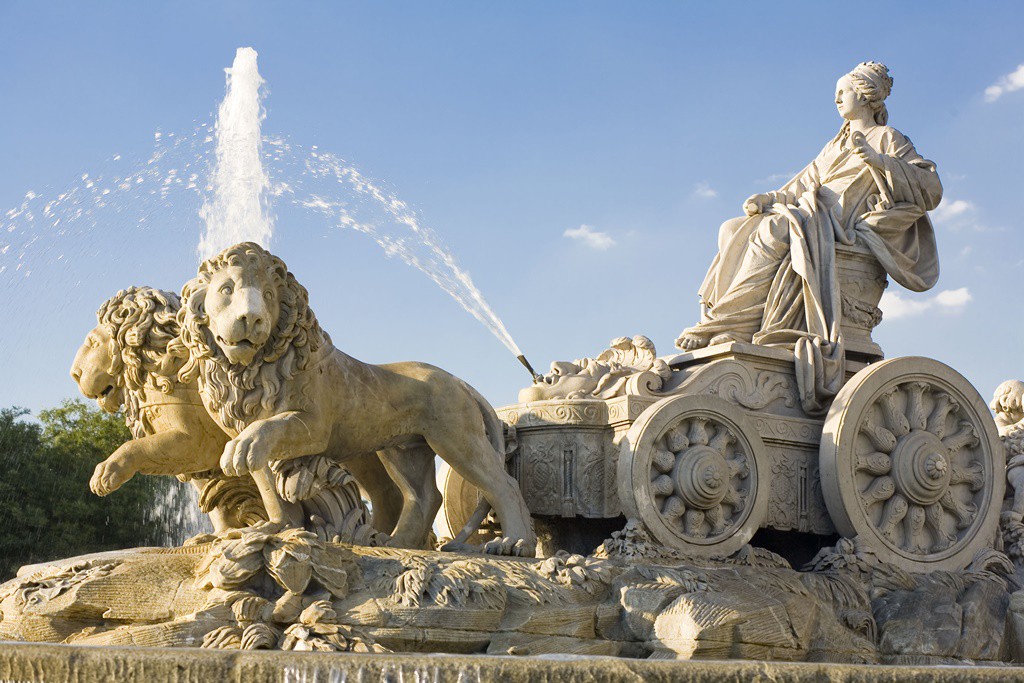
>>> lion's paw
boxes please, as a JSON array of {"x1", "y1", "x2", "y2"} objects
[
  {"x1": 220, "y1": 432, "x2": 273, "y2": 477},
  {"x1": 439, "y1": 537, "x2": 536, "y2": 557},
  {"x1": 90, "y1": 458, "x2": 133, "y2": 497},
  {"x1": 482, "y1": 537, "x2": 535, "y2": 557}
]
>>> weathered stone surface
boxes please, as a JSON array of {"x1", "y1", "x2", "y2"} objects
[
  {"x1": 0, "y1": 642, "x2": 1021, "y2": 683},
  {"x1": 873, "y1": 569, "x2": 1012, "y2": 664}
]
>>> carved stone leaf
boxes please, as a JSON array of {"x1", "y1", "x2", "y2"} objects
[{"x1": 265, "y1": 546, "x2": 313, "y2": 595}]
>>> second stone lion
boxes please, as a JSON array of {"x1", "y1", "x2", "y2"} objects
[{"x1": 177, "y1": 241, "x2": 537, "y2": 556}]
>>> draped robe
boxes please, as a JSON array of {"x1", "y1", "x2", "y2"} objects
[{"x1": 683, "y1": 125, "x2": 943, "y2": 414}]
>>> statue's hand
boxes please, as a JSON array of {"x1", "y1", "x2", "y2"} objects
[
  {"x1": 221, "y1": 424, "x2": 273, "y2": 476},
  {"x1": 850, "y1": 131, "x2": 883, "y2": 169},
  {"x1": 743, "y1": 193, "x2": 772, "y2": 216}
]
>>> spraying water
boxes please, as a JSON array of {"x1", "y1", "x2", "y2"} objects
[
  {"x1": 266, "y1": 139, "x2": 525, "y2": 358},
  {"x1": 197, "y1": 47, "x2": 272, "y2": 259}
]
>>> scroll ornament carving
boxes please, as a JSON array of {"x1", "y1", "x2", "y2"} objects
[{"x1": 708, "y1": 370, "x2": 795, "y2": 410}]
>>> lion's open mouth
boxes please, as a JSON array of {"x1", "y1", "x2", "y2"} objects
[
  {"x1": 99, "y1": 385, "x2": 114, "y2": 398},
  {"x1": 217, "y1": 336, "x2": 256, "y2": 351}
]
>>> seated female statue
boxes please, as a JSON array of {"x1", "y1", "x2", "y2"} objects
[{"x1": 675, "y1": 61, "x2": 942, "y2": 413}]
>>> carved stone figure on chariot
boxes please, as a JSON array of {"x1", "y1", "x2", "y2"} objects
[
  {"x1": 676, "y1": 61, "x2": 942, "y2": 414},
  {"x1": 471, "y1": 60, "x2": 1004, "y2": 574}
]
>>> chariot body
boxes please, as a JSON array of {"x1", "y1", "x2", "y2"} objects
[{"x1": 442, "y1": 243, "x2": 1005, "y2": 572}]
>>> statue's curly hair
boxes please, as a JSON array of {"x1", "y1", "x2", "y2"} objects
[
  {"x1": 177, "y1": 242, "x2": 328, "y2": 434},
  {"x1": 94, "y1": 286, "x2": 184, "y2": 436},
  {"x1": 848, "y1": 61, "x2": 893, "y2": 126},
  {"x1": 992, "y1": 380, "x2": 1024, "y2": 423}
]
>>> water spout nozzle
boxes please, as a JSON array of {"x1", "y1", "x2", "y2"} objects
[{"x1": 516, "y1": 354, "x2": 543, "y2": 384}]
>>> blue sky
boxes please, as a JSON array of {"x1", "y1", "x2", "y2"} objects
[{"x1": 1, "y1": 2, "x2": 1023, "y2": 414}]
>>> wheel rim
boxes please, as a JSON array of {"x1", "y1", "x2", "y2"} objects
[
  {"x1": 619, "y1": 395, "x2": 768, "y2": 556},
  {"x1": 820, "y1": 357, "x2": 1004, "y2": 571}
]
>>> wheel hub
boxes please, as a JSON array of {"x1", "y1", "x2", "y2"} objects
[
  {"x1": 674, "y1": 445, "x2": 729, "y2": 510},
  {"x1": 890, "y1": 429, "x2": 952, "y2": 506}
]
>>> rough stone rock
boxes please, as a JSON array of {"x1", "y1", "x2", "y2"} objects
[{"x1": 873, "y1": 571, "x2": 1011, "y2": 664}]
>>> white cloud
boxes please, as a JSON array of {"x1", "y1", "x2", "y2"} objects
[
  {"x1": 928, "y1": 197, "x2": 998, "y2": 232},
  {"x1": 879, "y1": 287, "x2": 972, "y2": 321},
  {"x1": 564, "y1": 224, "x2": 616, "y2": 250},
  {"x1": 930, "y1": 198, "x2": 972, "y2": 223},
  {"x1": 754, "y1": 171, "x2": 797, "y2": 186},
  {"x1": 985, "y1": 64, "x2": 1024, "y2": 102},
  {"x1": 692, "y1": 181, "x2": 717, "y2": 199}
]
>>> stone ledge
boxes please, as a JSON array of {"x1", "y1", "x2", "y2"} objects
[{"x1": 0, "y1": 642, "x2": 1018, "y2": 683}]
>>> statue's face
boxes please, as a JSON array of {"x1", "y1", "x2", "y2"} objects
[
  {"x1": 70, "y1": 325, "x2": 123, "y2": 413},
  {"x1": 835, "y1": 74, "x2": 868, "y2": 121},
  {"x1": 204, "y1": 263, "x2": 280, "y2": 365}
]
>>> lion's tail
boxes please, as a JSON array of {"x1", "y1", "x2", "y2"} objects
[{"x1": 446, "y1": 382, "x2": 508, "y2": 545}]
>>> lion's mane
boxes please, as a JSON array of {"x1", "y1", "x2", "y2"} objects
[
  {"x1": 94, "y1": 286, "x2": 184, "y2": 438},
  {"x1": 177, "y1": 242, "x2": 327, "y2": 435}
]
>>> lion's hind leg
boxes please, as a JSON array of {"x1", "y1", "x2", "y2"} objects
[
  {"x1": 427, "y1": 432, "x2": 537, "y2": 557},
  {"x1": 344, "y1": 452, "x2": 404, "y2": 536},
  {"x1": 376, "y1": 443, "x2": 441, "y2": 550}
]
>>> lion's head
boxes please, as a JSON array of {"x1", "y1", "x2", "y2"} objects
[
  {"x1": 178, "y1": 242, "x2": 327, "y2": 434},
  {"x1": 71, "y1": 287, "x2": 184, "y2": 435},
  {"x1": 992, "y1": 380, "x2": 1024, "y2": 432}
]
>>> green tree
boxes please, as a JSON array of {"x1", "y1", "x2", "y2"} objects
[{"x1": 0, "y1": 400, "x2": 197, "y2": 580}]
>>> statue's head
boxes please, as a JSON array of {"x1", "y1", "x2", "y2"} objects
[
  {"x1": 992, "y1": 380, "x2": 1024, "y2": 427},
  {"x1": 836, "y1": 61, "x2": 892, "y2": 126},
  {"x1": 177, "y1": 242, "x2": 325, "y2": 432},
  {"x1": 182, "y1": 242, "x2": 287, "y2": 366},
  {"x1": 179, "y1": 242, "x2": 324, "y2": 368},
  {"x1": 70, "y1": 286, "x2": 182, "y2": 414}
]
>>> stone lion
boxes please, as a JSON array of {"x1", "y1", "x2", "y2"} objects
[
  {"x1": 177, "y1": 242, "x2": 536, "y2": 554},
  {"x1": 70, "y1": 286, "x2": 253, "y2": 532},
  {"x1": 71, "y1": 287, "x2": 381, "y2": 542}
]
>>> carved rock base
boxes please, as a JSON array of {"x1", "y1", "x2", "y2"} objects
[{"x1": 0, "y1": 538, "x2": 1022, "y2": 668}]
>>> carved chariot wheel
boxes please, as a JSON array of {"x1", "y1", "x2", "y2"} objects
[
  {"x1": 618, "y1": 395, "x2": 769, "y2": 556},
  {"x1": 820, "y1": 357, "x2": 1004, "y2": 572},
  {"x1": 437, "y1": 463, "x2": 499, "y2": 542}
]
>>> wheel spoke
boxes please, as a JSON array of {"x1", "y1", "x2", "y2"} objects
[
  {"x1": 652, "y1": 446, "x2": 676, "y2": 474},
  {"x1": 661, "y1": 495, "x2": 685, "y2": 519},
  {"x1": 855, "y1": 451, "x2": 892, "y2": 476},
  {"x1": 926, "y1": 393, "x2": 958, "y2": 439},
  {"x1": 880, "y1": 389, "x2": 911, "y2": 437},
  {"x1": 707, "y1": 426, "x2": 733, "y2": 455},
  {"x1": 949, "y1": 461, "x2": 984, "y2": 491},
  {"x1": 688, "y1": 417, "x2": 709, "y2": 446},
  {"x1": 665, "y1": 423, "x2": 690, "y2": 452},
  {"x1": 904, "y1": 505, "x2": 928, "y2": 554},
  {"x1": 924, "y1": 503, "x2": 956, "y2": 551},
  {"x1": 861, "y1": 413, "x2": 897, "y2": 452},
  {"x1": 705, "y1": 504, "x2": 725, "y2": 534},
  {"x1": 877, "y1": 494, "x2": 908, "y2": 542},
  {"x1": 861, "y1": 475, "x2": 896, "y2": 505},
  {"x1": 906, "y1": 382, "x2": 928, "y2": 431},
  {"x1": 942, "y1": 421, "x2": 979, "y2": 453},
  {"x1": 683, "y1": 509, "x2": 706, "y2": 538},
  {"x1": 939, "y1": 490, "x2": 976, "y2": 530},
  {"x1": 651, "y1": 474, "x2": 674, "y2": 496}
]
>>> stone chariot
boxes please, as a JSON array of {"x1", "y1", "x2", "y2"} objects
[{"x1": 443, "y1": 242, "x2": 1005, "y2": 572}]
